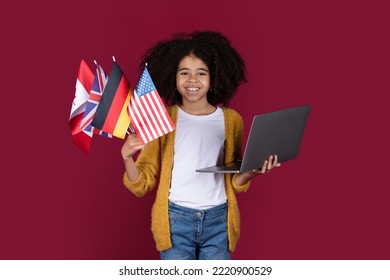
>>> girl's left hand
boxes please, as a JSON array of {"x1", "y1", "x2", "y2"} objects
[
  {"x1": 235, "y1": 155, "x2": 281, "y2": 186},
  {"x1": 252, "y1": 155, "x2": 281, "y2": 175}
]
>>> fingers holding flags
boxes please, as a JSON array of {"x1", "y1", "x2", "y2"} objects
[{"x1": 121, "y1": 133, "x2": 145, "y2": 160}]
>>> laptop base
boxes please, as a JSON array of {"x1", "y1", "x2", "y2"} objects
[{"x1": 196, "y1": 161, "x2": 242, "y2": 173}]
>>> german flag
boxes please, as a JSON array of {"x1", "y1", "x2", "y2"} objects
[{"x1": 91, "y1": 62, "x2": 132, "y2": 139}]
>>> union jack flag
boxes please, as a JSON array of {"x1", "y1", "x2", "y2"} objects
[{"x1": 81, "y1": 63, "x2": 112, "y2": 138}]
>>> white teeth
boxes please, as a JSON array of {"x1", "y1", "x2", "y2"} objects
[{"x1": 186, "y1": 88, "x2": 200, "y2": 91}]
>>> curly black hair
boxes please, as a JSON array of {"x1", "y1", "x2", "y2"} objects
[{"x1": 139, "y1": 31, "x2": 247, "y2": 106}]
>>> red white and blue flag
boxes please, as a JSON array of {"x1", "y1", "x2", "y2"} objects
[
  {"x1": 69, "y1": 59, "x2": 94, "y2": 155},
  {"x1": 80, "y1": 63, "x2": 112, "y2": 138},
  {"x1": 128, "y1": 66, "x2": 175, "y2": 144}
]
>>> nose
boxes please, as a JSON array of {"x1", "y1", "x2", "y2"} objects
[{"x1": 188, "y1": 73, "x2": 197, "y2": 82}]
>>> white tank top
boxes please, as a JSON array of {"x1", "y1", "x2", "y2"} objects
[{"x1": 169, "y1": 107, "x2": 226, "y2": 210}]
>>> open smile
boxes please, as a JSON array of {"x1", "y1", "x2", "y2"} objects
[{"x1": 185, "y1": 87, "x2": 200, "y2": 93}]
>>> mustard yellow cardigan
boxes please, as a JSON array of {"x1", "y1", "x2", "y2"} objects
[{"x1": 123, "y1": 105, "x2": 251, "y2": 252}]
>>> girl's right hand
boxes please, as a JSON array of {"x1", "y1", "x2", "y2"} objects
[{"x1": 121, "y1": 133, "x2": 145, "y2": 160}]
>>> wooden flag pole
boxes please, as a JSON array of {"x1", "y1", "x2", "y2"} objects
[{"x1": 127, "y1": 124, "x2": 135, "y2": 135}]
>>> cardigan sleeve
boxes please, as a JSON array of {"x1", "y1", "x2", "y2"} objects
[
  {"x1": 225, "y1": 108, "x2": 251, "y2": 193},
  {"x1": 231, "y1": 173, "x2": 251, "y2": 192},
  {"x1": 122, "y1": 137, "x2": 161, "y2": 197}
]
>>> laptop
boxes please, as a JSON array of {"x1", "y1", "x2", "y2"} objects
[{"x1": 196, "y1": 105, "x2": 311, "y2": 173}]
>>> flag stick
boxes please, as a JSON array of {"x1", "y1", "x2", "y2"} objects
[{"x1": 127, "y1": 123, "x2": 135, "y2": 134}]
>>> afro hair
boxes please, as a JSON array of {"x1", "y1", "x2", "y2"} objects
[{"x1": 139, "y1": 31, "x2": 247, "y2": 106}]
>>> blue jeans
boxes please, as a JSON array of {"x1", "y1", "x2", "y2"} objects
[{"x1": 160, "y1": 201, "x2": 230, "y2": 260}]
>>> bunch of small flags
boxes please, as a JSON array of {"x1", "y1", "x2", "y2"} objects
[{"x1": 69, "y1": 57, "x2": 175, "y2": 155}]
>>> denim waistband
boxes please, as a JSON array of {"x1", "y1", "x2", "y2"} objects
[{"x1": 168, "y1": 201, "x2": 227, "y2": 220}]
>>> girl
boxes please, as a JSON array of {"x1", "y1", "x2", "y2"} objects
[{"x1": 121, "y1": 31, "x2": 280, "y2": 260}]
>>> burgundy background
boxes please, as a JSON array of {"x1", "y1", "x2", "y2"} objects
[{"x1": 1, "y1": 0, "x2": 389, "y2": 260}]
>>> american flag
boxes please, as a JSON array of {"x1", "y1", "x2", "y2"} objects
[
  {"x1": 129, "y1": 66, "x2": 175, "y2": 144},
  {"x1": 80, "y1": 63, "x2": 112, "y2": 138}
]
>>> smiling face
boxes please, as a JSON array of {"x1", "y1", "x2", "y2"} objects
[{"x1": 176, "y1": 54, "x2": 211, "y2": 108}]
